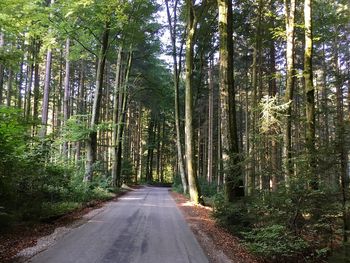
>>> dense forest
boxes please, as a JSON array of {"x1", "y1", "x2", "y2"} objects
[{"x1": 0, "y1": 0, "x2": 349, "y2": 261}]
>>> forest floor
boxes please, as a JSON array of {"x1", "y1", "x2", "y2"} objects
[{"x1": 170, "y1": 191, "x2": 258, "y2": 263}]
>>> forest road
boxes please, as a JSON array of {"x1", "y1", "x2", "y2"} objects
[{"x1": 28, "y1": 186, "x2": 209, "y2": 263}]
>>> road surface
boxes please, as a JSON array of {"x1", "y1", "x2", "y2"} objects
[{"x1": 29, "y1": 187, "x2": 209, "y2": 263}]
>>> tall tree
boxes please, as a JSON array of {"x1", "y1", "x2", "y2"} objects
[
  {"x1": 84, "y1": 21, "x2": 110, "y2": 182},
  {"x1": 185, "y1": 0, "x2": 202, "y2": 204},
  {"x1": 40, "y1": 0, "x2": 54, "y2": 138},
  {"x1": 283, "y1": 0, "x2": 296, "y2": 186},
  {"x1": 165, "y1": 0, "x2": 188, "y2": 194},
  {"x1": 304, "y1": 0, "x2": 316, "y2": 188},
  {"x1": 63, "y1": 38, "x2": 70, "y2": 157},
  {"x1": 217, "y1": 0, "x2": 242, "y2": 201}
]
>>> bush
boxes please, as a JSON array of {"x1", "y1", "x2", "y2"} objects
[
  {"x1": 172, "y1": 175, "x2": 184, "y2": 193},
  {"x1": 40, "y1": 202, "x2": 81, "y2": 220},
  {"x1": 213, "y1": 193, "x2": 254, "y2": 234},
  {"x1": 198, "y1": 176, "x2": 217, "y2": 197},
  {"x1": 242, "y1": 224, "x2": 309, "y2": 260}
]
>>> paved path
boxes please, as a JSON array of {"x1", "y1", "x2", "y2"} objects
[{"x1": 29, "y1": 187, "x2": 208, "y2": 263}]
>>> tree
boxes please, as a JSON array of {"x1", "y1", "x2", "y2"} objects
[
  {"x1": 304, "y1": 0, "x2": 317, "y2": 188},
  {"x1": 165, "y1": 0, "x2": 188, "y2": 194},
  {"x1": 217, "y1": 0, "x2": 242, "y2": 201},
  {"x1": 185, "y1": 0, "x2": 202, "y2": 204},
  {"x1": 84, "y1": 21, "x2": 110, "y2": 182},
  {"x1": 283, "y1": 0, "x2": 296, "y2": 186}
]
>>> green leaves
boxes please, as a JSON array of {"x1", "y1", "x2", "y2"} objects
[{"x1": 61, "y1": 115, "x2": 90, "y2": 142}]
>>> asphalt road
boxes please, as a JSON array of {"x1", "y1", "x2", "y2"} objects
[{"x1": 29, "y1": 187, "x2": 209, "y2": 263}]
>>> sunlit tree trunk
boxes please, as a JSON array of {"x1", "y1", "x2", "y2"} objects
[
  {"x1": 303, "y1": 0, "x2": 317, "y2": 188},
  {"x1": 40, "y1": 47, "x2": 52, "y2": 137},
  {"x1": 40, "y1": 0, "x2": 54, "y2": 138},
  {"x1": 185, "y1": 0, "x2": 202, "y2": 204},
  {"x1": 283, "y1": 0, "x2": 296, "y2": 187}
]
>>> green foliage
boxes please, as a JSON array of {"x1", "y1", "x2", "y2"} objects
[
  {"x1": 121, "y1": 158, "x2": 135, "y2": 184},
  {"x1": 61, "y1": 115, "x2": 90, "y2": 142},
  {"x1": 212, "y1": 172, "x2": 341, "y2": 261},
  {"x1": 242, "y1": 225, "x2": 309, "y2": 259},
  {"x1": 40, "y1": 202, "x2": 81, "y2": 219},
  {"x1": 172, "y1": 175, "x2": 184, "y2": 193},
  {"x1": 213, "y1": 194, "x2": 254, "y2": 234},
  {"x1": 197, "y1": 176, "x2": 217, "y2": 197},
  {"x1": 0, "y1": 107, "x2": 116, "y2": 228}
]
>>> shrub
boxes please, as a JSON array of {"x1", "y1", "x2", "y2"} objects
[
  {"x1": 213, "y1": 193, "x2": 254, "y2": 234},
  {"x1": 242, "y1": 224, "x2": 309, "y2": 260}
]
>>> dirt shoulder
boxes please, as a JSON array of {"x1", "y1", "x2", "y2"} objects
[{"x1": 170, "y1": 191, "x2": 258, "y2": 263}]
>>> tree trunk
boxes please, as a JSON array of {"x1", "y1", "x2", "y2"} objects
[
  {"x1": 84, "y1": 22, "x2": 110, "y2": 182},
  {"x1": 207, "y1": 63, "x2": 214, "y2": 184},
  {"x1": 334, "y1": 34, "x2": 348, "y2": 243},
  {"x1": 112, "y1": 47, "x2": 123, "y2": 187},
  {"x1": 269, "y1": 0, "x2": 278, "y2": 191},
  {"x1": 6, "y1": 70, "x2": 13, "y2": 107},
  {"x1": 76, "y1": 62, "x2": 85, "y2": 163},
  {"x1": 304, "y1": 0, "x2": 317, "y2": 189},
  {"x1": 0, "y1": 32, "x2": 4, "y2": 104},
  {"x1": 218, "y1": 0, "x2": 242, "y2": 201},
  {"x1": 63, "y1": 38, "x2": 70, "y2": 158},
  {"x1": 185, "y1": 0, "x2": 202, "y2": 204},
  {"x1": 39, "y1": 0, "x2": 54, "y2": 138},
  {"x1": 165, "y1": 0, "x2": 188, "y2": 193},
  {"x1": 283, "y1": 0, "x2": 296, "y2": 187},
  {"x1": 115, "y1": 50, "x2": 132, "y2": 186},
  {"x1": 40, "y1": 47, "x2": 53, "y2": 137}
]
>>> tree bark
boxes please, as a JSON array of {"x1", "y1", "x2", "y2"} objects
[
  {"x1": 40, "y1": 0, "x2": 54, "y2": 138},
  {"x1": 63, "y1": 38, "x2": 70, "y2": 158},
  {"x1": 283, "y1": 0, "x2": 296, "y2": 187},
  {"x1": 218, "y1": 0, "x2": 242, "y2": 201},
  {"x1": 0, "y1": 32, "x2": 4, "y2": 104},
  {"x1": 165, "y1": 0, "x2": 188, "y2": 194},
  {"x1": 207, "y1": 63, "x2": 214, "y2": 184},
  {"x1": 6, "y1": 70, "x2": 13, "y2": 107},
  {"x1": 112, "y1": 47, "x2": 123, "y2": 187},
  {"x1": 303, "y1": 0, "x2": 317, "y2": 189},
  {"x1": 84, "y1": 22, "x2": 110, "y2": 182},
  {"x1": 115, "y1": 50, "x2": 132, "y2": 186},
  {"x1": 185, "y1": 0, "x2": 202, "y2": 204}
]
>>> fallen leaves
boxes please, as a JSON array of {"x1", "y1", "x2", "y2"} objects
[{"x1": 171, "y1": 191, "x2": 259, "y2": 263}]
